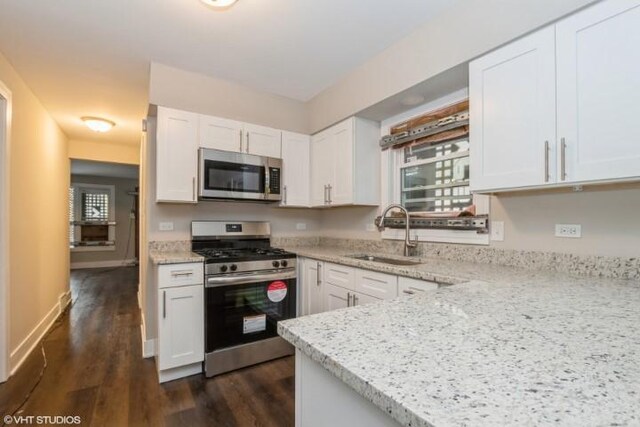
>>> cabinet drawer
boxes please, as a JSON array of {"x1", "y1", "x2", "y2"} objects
[
  {"x1": 323, "y1": 263, "x2": 355, "y2": 291},
  {"x1": 355, "y1": 270, "x2": 398, "y2": 300},
  {"x1": 158, "y1": 263, "x2": 204, "y2": 289},
  {"x1": 398, "y1": 277, "x2": 438, "y2": 296}
]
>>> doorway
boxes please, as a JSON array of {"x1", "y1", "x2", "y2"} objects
[
  {"x1": 69, "y1": 160, "x2": 139, "y2": 270},
  {"x1": 0, "y1": 80, "x2": 11, "y2": 383}
]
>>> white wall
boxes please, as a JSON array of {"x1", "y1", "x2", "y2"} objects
[
  {"x1": 149, "y1": 63, "x2": 309, "y2": 134},
  {"x1": 307, "y1": 0, "x2": 598, "y2": 133}
]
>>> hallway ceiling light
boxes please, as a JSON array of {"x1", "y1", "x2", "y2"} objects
[
  {"x1": 82, "y1": 117, "x2": 115, "y2": 133},
  {"x1": 200, "y1": 0, "x2": 238, "y2": 9}
]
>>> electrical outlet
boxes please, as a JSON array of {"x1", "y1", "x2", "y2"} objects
[
  {"x1": 296, "y1": 223, "x2": 307, "y2": 231},
  {"x1": 159, "y1": 222, "x2": 174, "y2": 231},
  {"x1": 555, "y1": 224, "x2": 582, "y2": 238},
  {"x1": 490, "y1": 221, "x2": 504, "y2": 242}
]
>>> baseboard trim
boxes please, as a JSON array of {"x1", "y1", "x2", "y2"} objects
[
  {"x1": 140, "y1": 313, "x2": 156, "y2": 358},
  {"x1": 70, "y1": 259, "x2": 137, "y2": 270},
  {"x1": 9, "y1": 292, "x2": 68, "y2": 375}
]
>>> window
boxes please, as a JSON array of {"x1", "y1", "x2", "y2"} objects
[
  {"x1": 401, "y1": 138, "x2": 471, "y2": 213},
  {"x1": 69, "y1": 184, "x2": 116, "y2": 251}
]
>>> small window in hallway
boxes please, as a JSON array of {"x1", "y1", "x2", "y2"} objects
[
  {"x1": 82, "y1": 192, "x2": 109, "y2": 221},
  {"x1": 69, "y1": 183, "x2": 116, "y2": 249}
]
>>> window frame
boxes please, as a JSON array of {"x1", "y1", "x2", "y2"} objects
[
  {"x1": 379, "y1": 90, "x2": 490, "y2": 245},
  {"x1": 70, "y1": 183, "x2": 116, "y2": 252}
]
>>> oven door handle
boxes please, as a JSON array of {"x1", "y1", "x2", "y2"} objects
[{"x1": 206, "y1": 269, "x2": 297, "y2": 288}]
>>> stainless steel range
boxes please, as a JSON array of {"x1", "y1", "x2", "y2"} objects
[{"x1": 191, "y1": 221, "x2": 297, "y2": 377}]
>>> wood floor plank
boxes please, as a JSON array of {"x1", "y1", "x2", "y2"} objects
[{"x1": 0, "y1": 267, "x2": 295, "y2": 427}]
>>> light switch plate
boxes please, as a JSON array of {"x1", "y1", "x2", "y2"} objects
[
  {"x1": 296, "y1": 223, "x2": 307, "y2": 231},
  {"x1": 555, "y1": 224, "x2": 581, "y2": 238},
  {"x1": 159, "y1": 222, "x2": 174, "y2": 231},
  {"x1": 490, "y1": 221, "x2": 504, "y2": 242}
]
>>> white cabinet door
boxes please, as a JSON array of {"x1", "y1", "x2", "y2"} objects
[
  {"x1": 324, "y1": 263, "x2": 355, "y2": 291},
  {"x1": 156, "y1": 106, "x2": 199, "y2": 203},
  {"x1": 302, "y1": 259, "x2": 323, "y2": 316},
  {"x1": 158, "y1": 285, "x2": 204, "y2": 371},
  {"x1": 556, "y1": 0, "x2": 640, "y2": 183},
  {"x1": 199, "y1": 115, "x2": 243, "y2": 153},
  {"x1": 281, "y1": 131, "x2": 310, "y2": 207},
  {"x1": 310, "y1": 130, "x2": 333, "y2": 207},
  {"x1": 323, "y1": 283, "x2": 350, "y2": 312},
  {"x1": 352, "y1": 291, "x2": 380, "y2": 307},
  {"x1": 328, "y1": 118, "x2": 354, "y2": 206},
  {"x1": 398, "y1": 277, "x2": 438, "y2": 296},
  {"x1": 355, "y1": 269, "x2": 397, "y2": 300},
  {"x1": 244, "y1": 123, "x2": 282, "y2": 158},
  {"x1": 469, "y1": 26, "x2": 557, "y2": 192}
]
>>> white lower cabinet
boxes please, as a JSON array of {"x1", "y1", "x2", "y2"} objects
[
  {"x1": 156, "y1": 262, "x2": 204, "y2": 383},
  {"x1": 300, "y1": 257, "x2": 436, "y2": 315},
  {"x1": 398, "y1": 277, "x2": 438, "y2": 296}
]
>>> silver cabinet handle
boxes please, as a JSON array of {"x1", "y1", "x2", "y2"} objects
[
  {"x1": 323, "y1": 185, "x2": 328, "y2": 204},
  {"x1": 544, "y1": 140, "x2": 550, "y2": 183},
  {"x1": 316, "y1": 263, "x2": 321, "y2": 287},
  {"x1": 353, "y1": 294, "x2": 358, "y2": 306},
  {"x1": 171, "y1": 270, "x2": 193, "y2": 277},
  {"x1": 283, "y1": 185, "x2": 287, "y2": 205},
  {"x1": 347, "y1": 292, "x2": 351, "y2": 307},
  {"x1": 246, "y1": 132, "x2": 250, "y2": 153},
  {"x1": 327, "y1": 185, "x2": 332, "y2": 204},
  {"x1": 163, "y1": 291, "x2": 167, "y2": 319},
  {"x1": 192, "y1": 177, "x2": 196, "y2": 201},
  {"x1": 403, "y1": 289, "x2": 415, "y2": 295},
  {"x1": 560, "y1": 137, "x2": 567, "y2": 181},
  {"x1": 239, "y1": 129, "x2": 243, "y2": 152}
]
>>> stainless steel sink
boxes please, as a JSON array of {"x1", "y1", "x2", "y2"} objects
[{"x1": 348, "y1": 254, "x2": 422, "y2": 266}]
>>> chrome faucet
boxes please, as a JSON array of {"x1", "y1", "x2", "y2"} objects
[{"x1": 375, "y1": 204, "x2": 418, "y2": 257}]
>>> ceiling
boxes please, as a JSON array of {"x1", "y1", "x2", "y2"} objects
[
  {"x1": 0, "y1": 0, "x2": 459, "y2": 145},
  {"x1": 71, "y1": 159, "x2": 139, "y2": 180}
]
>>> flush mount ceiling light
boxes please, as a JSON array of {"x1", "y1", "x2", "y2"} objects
[
  {"x1": 82, "y1": 117, "x2": 115, "y2": 133},
  {"x1": 200, "y1": 0, "x2": 238, "y2": 9}
]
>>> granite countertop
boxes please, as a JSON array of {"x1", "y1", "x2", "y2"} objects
[
  {"x1": 278, "y1": 246, "x2": 640, "y2": 427},
  {"x1": 149, "y1": 250, "x2": 204, "y2": 265}
]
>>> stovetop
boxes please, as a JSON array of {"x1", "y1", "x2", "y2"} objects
[{"x1": 193, "y1": 246, "x2": 296, "y2": 264}]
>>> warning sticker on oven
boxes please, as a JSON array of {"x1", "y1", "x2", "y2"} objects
[
  {"x1": 243, "y1": 314, "x2": 267, "y2": 334},
  {"x1": 267, "y1": 281, "x2": 288, "y2": 302}
]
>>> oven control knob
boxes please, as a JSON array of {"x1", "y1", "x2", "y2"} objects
[
  {"x1": 272, "y1": 261, "x2": 280, "y2": 268},
  {"x1": 281, "y1": 260, "x2": 288, "y2": 267},
  {"x1": 220, "y1": 265, "x2": 228, "y2": 273},
  {"x1": 230, "y1": 264, "x2": 238, "y2": 272}
]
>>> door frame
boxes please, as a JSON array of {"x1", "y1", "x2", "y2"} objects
[{"x1": 0, "y1": 79, "x2": 11, "y2": 383}]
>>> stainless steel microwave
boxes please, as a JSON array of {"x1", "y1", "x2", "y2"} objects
[{"x1": 198, "y1": 148, "x2": 282, "y2": 202}]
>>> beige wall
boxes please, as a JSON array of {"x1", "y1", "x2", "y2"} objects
[
  {"x1": 149, "y1": 63, "x2": 309, "y2": 134},
  {"x1": 70, "y1": 175, "x2": 138, "y2": 266},
  {"x1": 68, "y1": 139, "x2": 139, "y2": 165},
  {"x1": 0, "y1": 52, "x2": 70, "y2": 364},
  {"x1": 307, "y1": 0, "x2": 598, "y2": 133}
]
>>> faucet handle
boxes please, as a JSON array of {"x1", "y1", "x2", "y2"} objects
[{"x1": 374, "y1": 216, "x2": 385, "y2": 231}]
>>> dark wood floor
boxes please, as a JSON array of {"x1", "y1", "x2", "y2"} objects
[{"x1": 0, "y1": 267, "x2": 295, "y2": 427}]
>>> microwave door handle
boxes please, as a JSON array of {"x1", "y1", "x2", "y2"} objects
[{"x1": 264, "y1": 165, "x2": 270, "y2": 199}]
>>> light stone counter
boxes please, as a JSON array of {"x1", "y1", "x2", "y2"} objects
[
  {"x1": 149, "y1": 250, "x2": 204, "y2": 265},
  {"x1": 278, "y1": 246, "x2": 640, "y2": 427}
]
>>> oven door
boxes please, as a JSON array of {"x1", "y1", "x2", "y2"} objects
[{"x1": 205, "y1": 271, "x2": 297, "y2": 353}]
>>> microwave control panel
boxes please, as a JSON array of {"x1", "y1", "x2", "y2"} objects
[{"x1": 269, "y1": 168, "x2": 281, "y2": 194}]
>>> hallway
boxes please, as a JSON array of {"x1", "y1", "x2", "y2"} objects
[{"x1": 0, "y1": 268, "x2": 294, "y2": 426}]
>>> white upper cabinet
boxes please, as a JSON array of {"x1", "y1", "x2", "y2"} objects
[
  {"x1": 556, "y1": 0, "x2": 640, "y2": 183},
  {"x1": 310, "y1": 117, "x2": 380, "y2": 207},
  {"x1": 470, "y1": 0, "x2": 640, "y2": 193},
  {"x1": 199, "y1": 115, "x2": 243, "y2": 153},
  {"x1": 469, "y1": 26, "x2": 557, "y2": 192},
  {"x1": 244, "y1": 123, "x2": 282, "y2": 158},
  {"x1": 156, "y1": 106, "x2": 199, "y2": 203},
  {"x1": 281, "y1": 131, "x2": 310, "y2": 207}
]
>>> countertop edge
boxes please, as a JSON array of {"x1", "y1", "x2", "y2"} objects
[
  {"x1": 278, "y1": 321, "x2": 434, "y2": 427},
  {"x1": 149, "y1": 251, "x2": 204, "y2": 265}
]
